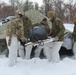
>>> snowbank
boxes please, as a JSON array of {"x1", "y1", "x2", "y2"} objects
[
  {"x1": 0, "y1": 57, "x2": 76, "y2": 75},
  {"x1": 0, "y1": 23, "x2": 75, "y2": 75}
]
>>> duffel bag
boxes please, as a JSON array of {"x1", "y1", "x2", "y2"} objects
[{"x1": 29, "y1": 25, "x2": 47, "y2": 42}]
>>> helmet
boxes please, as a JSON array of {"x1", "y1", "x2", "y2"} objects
[
  {"x1": 73, "y1": 16, "x2": 76, "y2": 22},
  {"x1": 47, "y1": 11, "x2": 55, "y2": 18},
  {"x1": 15, "y1": 10, "x2": 25, "y2": 16}
]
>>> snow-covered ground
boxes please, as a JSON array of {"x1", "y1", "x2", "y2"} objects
[
  {"x1": 64, "y1": 23, "x2": 74, "y2": 32},
  {"x1": 0, "y1": 23, "x2": 75, "y2": 75},
  {"x1": 0, "y1": 56, "x2": 76, "y2": 75}
]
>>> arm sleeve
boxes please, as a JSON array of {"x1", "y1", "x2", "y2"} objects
[
  {"x1": 19, "y1": 21, "x2": 25, "y2": 40},
  {"x1": 56, "y1": 20, "x2": 65, "y2": 37},
  {"x1": 7, "y1": 22, "x2": 13, "y2": 39},
  {"x1": 27, "y1": 18, "x2": 32, "y2": 28}
]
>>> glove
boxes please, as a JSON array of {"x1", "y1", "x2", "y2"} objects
[
  {"x1": 20, "y1": 37, "x2": 27, "y2": 46},
  {"x1": 8, "y1": 39, "x2": 11, "y2": 46},
  {"x1": 53, "y1": 36, "x2": 58, "y2": 41},
  {"x1": 21, "y1": 37, "x2": 27, "y2": 42}
]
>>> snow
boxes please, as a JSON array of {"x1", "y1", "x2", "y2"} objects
[
  {"x1": 0, "y1": 22, "x2": 2, "y2": 26},
  {"x1": 0, "y1": 56, "x2": 76, "y2": 75},
  {"x1": 0, "y1": 23, "x2": 76, "y2": 75},
  {"x1": 64, "y1": 23, "x2": 74, "y2": 32}
]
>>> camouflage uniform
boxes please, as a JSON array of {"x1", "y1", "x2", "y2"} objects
[
  {"x1": 73, "y1": 24, "x2": 76, "y2": 41},
  {"x1": 50, "y1": 17, "x2": 65, "y2": 41},
  {"x1": 6, "y1": 10, "x2": 25, "y2": 66},
  {"x1": 15, "y1": 10, "x2": 33, "y2": 60},
  {"x1": 72, "y1": 16, "x2": 76, "y2": 58},
  {"x1": 15, "y1": 10, "x2": 32, "y2": 38},
  {"x1": 72, "y1": 16, "x2": 76, "y2": 41},
  {"x1": 47, "y1": 11, "x2": 65, "y2": 62},
  {"x1": 21, "y1": 16, "x2": 32, "y2": 38},
  {"x1": 7, "y1": 17, "x2": 25, "y2": 42}
]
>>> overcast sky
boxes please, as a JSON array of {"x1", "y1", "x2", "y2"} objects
[
  {"x1": 0, "y1": 0, "x2": 43, "y2": 6},
  {"x1": 0, "y1": 0, "x2": 76, "y2": 6}
]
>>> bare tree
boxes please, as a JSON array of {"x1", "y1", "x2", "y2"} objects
[
  {"x1": 68, "y1": 0, "x2": 73, "y2": 22},
  {"x1": 9, "y1": 0, "x2": 16, "y2": 10},
  {"x1": 39, "y1": 5, "x2": 45, "y2": 15},
  {"x1": 50, "y1": 0, "x2": 64, "y2": 19},
  {"x1": 64, "y1": 0, "x2": 74, "y2": 23},
  {"x1": 23, "y1": 0, "x2": 34, "y2": 11},
  {"x1": 73, "y1": 0, "x2": 76, "y2": 16},
  {"x1": 34, "y1": 2, "x2": 39, "y2": 10},
  {"x1": 43, "y1": 0, "x2": 52, "y2": 16},
  {"x1": 9, "y1": 0, "x2": 23, "y2": 10}
]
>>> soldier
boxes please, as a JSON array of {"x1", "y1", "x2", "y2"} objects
[
  {"x1": 72, "y1": 15, "x2": 76, "y2": 59},
  {"x1": 34, "y1": 18, "x2": 51, "y2": 59},
  {"x1": 6, "y1": 10, "x2": 26, "y2": 66},
  {"x1": 15, "y1": 10, "x2": 33, "y2": 59},
  {"x1": 47, "y1": 11, "x2": 65, "y2": 62},
  {"x1": 40, "y1": 18, "x2": 50, "y2": 35},
  {"x1": 15, "y1": 10, "x2": 32, "y2": 38}
]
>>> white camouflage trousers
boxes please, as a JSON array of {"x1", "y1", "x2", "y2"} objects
[
  {"x1": 18, "y1": 42, "x2": 25, "y2": 59},
  {"x1": 25, "y1": 45, "x2": 33, "y2": 59},
  {"x1": 6, "y1": 36, "x2": 25, "y2": 66},
  {"x1": 35, "y1": 42, "x2": 63, "y2": 62}
]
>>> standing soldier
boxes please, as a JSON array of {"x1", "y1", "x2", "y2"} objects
[
  {"x1": 47, "y1": 11, "x2": 65, "y2": 62},
  {"x1": 72, "y1": 16, "x2": 76, "y2": 59},
  {"x1": 15, "y1": 10, "x2": 32, "y2": 38},
  {"x1": 15, "y1": 10, "x2": 33, "y2": 59},
  {"x1": 6, "y1": 10, "x2": 26, "y2": 66}
]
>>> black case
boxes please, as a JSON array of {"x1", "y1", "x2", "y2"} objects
[{"x1": 29, "y1": 25, "x2": 47, "y2": 42}]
